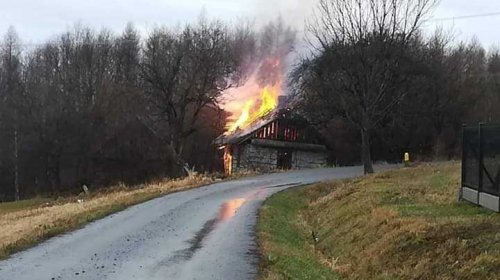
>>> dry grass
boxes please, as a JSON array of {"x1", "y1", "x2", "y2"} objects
[
  {"x1": 0, "y1": 174, "x2": 215, "y2": 260},
  {"x1": 258, "y1": 185, "x2": 341, "y2": 280},
  {"x1": 260, "y1": 162, "x2": 500, "y2": 280}
]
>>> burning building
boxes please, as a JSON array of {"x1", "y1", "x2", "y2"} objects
[
  {"x1": 216, "y1": 52, "x2": 327, "y2": 175},
  {"x1": 215, "y1": 94, "x2": 327, "y2": 175}
]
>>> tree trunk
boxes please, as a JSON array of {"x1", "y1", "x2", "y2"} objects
[
  {"x1": 14, "y1": 128, "x2": 19, "y2": 201},
  {"x1": 361, "y1": 128, "x2": 374, "y2": 174},
  {"x1": 176, "y1": 138, "x2": 185, "y2": 159},
  {"x1": 46, "y1": 153, "x2": 61, "y2": 194}
]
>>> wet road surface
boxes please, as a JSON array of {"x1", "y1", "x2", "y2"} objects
[{"x1": 0, "y1": 166, "x2": 394, "y2": 280}]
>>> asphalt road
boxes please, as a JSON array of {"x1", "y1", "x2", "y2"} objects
[{"x1": 0, "y1": 165, "x2": 394, "y2": 280}]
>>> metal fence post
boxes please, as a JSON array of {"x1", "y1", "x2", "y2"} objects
[
  {"x1": 461, "y1": 124, "x2": 466, "y2": 184},
  {"x1": 478, "y1": 123, "x2": 484, "y2": 201},
  {"x1": 460, "y1": 124, "x2": 466, "y2": 200}
]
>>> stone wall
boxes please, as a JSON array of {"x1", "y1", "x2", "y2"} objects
[
  {"x1": 232, "y1": 143, "x2": 277, "y2": 172},
  {"x1": 293, "y1": 150, "x2": 327, "y2": 169},
  {"x1": 231, "y1": 143, "x2": 327, "y2": 172}
]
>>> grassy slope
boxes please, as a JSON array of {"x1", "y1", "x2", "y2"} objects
[
  {"x1": 258, "y1": 188, "x2": 341, "y2": 280},
  {"x1": 259, "y1": 162, "x2": 500, "y2": 280},
  {"x1": 0, "y1": 175, "x2": 215, "y2": 260}
]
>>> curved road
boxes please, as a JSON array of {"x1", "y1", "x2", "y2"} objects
[{"x1": 0, "y1": 166, "x2": 393, "y2": 280}]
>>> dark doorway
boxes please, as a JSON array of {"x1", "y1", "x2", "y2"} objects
[{"x1": 277, "y1": 149, "x2": 293, "y2": 169}]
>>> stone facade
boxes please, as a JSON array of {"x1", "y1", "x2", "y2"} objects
[
  {"x1": 230, "y1": 141, "x2": 327, "y2": 172},
  {"x1": 293, "y1": 150, "x2": 327, "y2": 169},
  {"x1": 231, "y1": 143, "x2": 277, "y2": 172}
]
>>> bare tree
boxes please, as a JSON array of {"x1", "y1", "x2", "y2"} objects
[
  {"x1": 295, "y1": 0, "x2": 438, "y2": 173},
  {"x1": 0, "y1": 21, "x2": 243, "y2": 199},
  {"x1": 141, "y1": 19, "x2": 237, "y2": 171},
  {"x1": 0, "y1": 27, "x2": 23, "y2": 200},
  {"x1": 1, "y1": 15, "x2": 499, "y2": 200},
  {"x1": 228, "y1": 20, "x2": 257, "y2": 84}
]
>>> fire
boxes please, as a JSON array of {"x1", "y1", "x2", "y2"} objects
[
  {"x1": 228, "y1": 100, "x2": 254, "y2": 133},
  {"x1": 223, "y1": 58, "x2": 283, "y2": 133},
  {"x1": 223, "y1": 146, "x2": 233, "y2": 175},
  {"x1": 256, "y1": 86, "x2": 279, "y2": 118},
  {"x1": 226, "y1": 84, "x2": 280, "y2": 133}
]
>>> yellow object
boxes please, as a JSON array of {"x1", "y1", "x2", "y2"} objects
[
  {"x1": 404, "y1": 152, "x2": 410, "y2": 162},
  {"x1": 404, "y1": 152, "x2": 410, "y2": 167}
]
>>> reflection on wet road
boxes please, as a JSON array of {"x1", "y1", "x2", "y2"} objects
[{"x1": 219, "y1": 198, "x2": 247, "y2": 221}]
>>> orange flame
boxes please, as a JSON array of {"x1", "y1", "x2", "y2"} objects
[
  {"x1": 223, "y1": 146, "x2": 233, "y2": 176},
  {"x1": 228, "y1": 100, "x2": 254, "y2": 133},
  {"x1": 223, "y1": 58, "x2": 283, "y2": 133},
  {"x1": 226, "y1": 84, "x2": 280, "y2": 133}
]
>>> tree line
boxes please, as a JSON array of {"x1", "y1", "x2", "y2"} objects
[
  {"x1": 292, "y1": 0, "x2": 500, "y2": 173},
  {"x1": 0, "y1": 18, "x2": 294, "y2": 200},
  {"x1": 1, "y1": 0, "x2": 500, "y2": 199}
]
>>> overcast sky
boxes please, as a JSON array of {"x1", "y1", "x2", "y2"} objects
[{"x1": 0, "y1": 0, "x2": 499, "y2": 48}]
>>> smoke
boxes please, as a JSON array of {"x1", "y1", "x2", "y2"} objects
[
  {"x1": 220, "y1": 0, "x2": 318, "y2": 129},
  {"x1": 254, "y1": 19, "x2": 296, "y2": 86},
  {"x1": 249, "y1": 1, "x2": 319, "y2": 88},
  {"x1": 250, "y1": 0, "x2": 317, "y2": 31}
]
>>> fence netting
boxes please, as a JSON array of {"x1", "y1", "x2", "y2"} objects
[{"x1": 463, "y1": 124, "x2": 500, "y2": 196}]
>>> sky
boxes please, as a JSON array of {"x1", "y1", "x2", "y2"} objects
[{"x1": 0, "y1": 0, "x2": 499, "y2": 48}]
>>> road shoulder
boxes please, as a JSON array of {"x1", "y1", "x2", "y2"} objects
[{"x1": 0, "y1": 174, "x2": 214, "y2": 260}]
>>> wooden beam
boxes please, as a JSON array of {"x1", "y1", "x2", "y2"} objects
[{"x1": 251, "y1": 139, "x2": 327, "y2": 151}]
